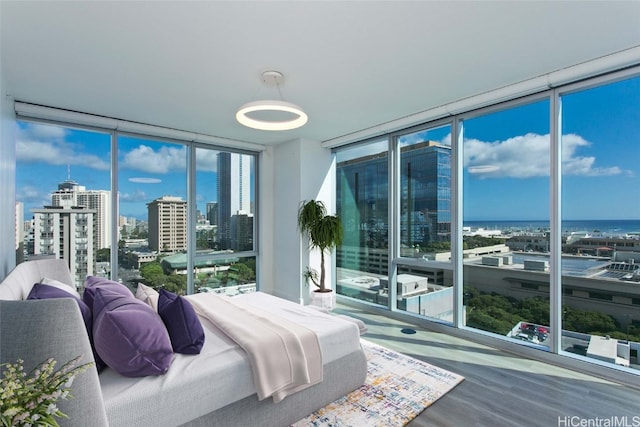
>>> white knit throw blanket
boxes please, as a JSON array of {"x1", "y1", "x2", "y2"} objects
[{"x1": 186, "y1": 293, "x2": 323, "y2": 402}]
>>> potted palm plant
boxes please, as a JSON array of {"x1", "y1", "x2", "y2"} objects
[{"x1": 298, "y1": 199, "x2": 343, "y2": 310}]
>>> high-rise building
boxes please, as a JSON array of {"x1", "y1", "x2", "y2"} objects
[
  {"x1": 336, "y1": 140, "x2": 451, "y2": 271},
  {"x1": 217, "y1": 153, "x2": 251, "y2": 250},
  {"x1": 76, "y1": 190, "x2": 111, "y2": 250},
  {"x1": 206, "y1": 202, "x2": 218, "y2": 227},
  {"x1": 400, "y1": 141, "x2": 451, "y2": 245},
  {"x1": 230, "y1": 210, "x2": 254, "y2": 251},
  {"x1": 32, "y1": 205, "x2": 95, "y2": 285},
  {"x1": 51, "y1": 180, "x2": 112, "y2": 251},
  {"x1": 147, "y1": 196, "x2": 187, "y2": 252},
  {"x1": 51, "y1": 179, "x2": 81, "y2": 208}
]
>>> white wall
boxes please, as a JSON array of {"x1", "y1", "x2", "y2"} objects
[
  {"x1": 0, "y1": 64, "x2": 16, "y2": 279},
  {"x1": 270, "y1": 138, "x2": 333, "y2": 304},
  {"x1": 258, "y1": 146, "x2": 275, "y2": 296}
]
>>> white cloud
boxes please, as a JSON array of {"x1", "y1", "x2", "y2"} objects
[
  {"x1": 195, "y1": 149, "x2": 219, "y2": 173},
  {"x1": 120, "y1": 189, "x2": 149, "y2": 203},
  {"x1": 16, "y1": 122, "x2": 110, "y2": 170},
  {"x1": 16, "y1": 185, "x2": 49, "y2": 208},
  {"x1": 120, "y1": 145, "x2": 187, "y2": 173},
  {"x1": 462, "y1": 132, "x2": 628, "y2": 179},
  {"x1": 129, "y1": 177, "x2": 162, "y2": 184},
  {"x1": 561, "y1": 134, "x2": 626, "y2": 176},
  {"x1": 400, "y1": 129, "x2": 452, "y2": 147},
  {"x1": 468, "y1": 165, "x2": 500, "y2": 174}
]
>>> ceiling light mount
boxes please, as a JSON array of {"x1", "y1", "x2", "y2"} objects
[
  {"x1": 261, "y1": 70, "x2": 285, "y2": 86},
  {"x1": 236, "y1": 70, "x2": 308, "y2": 131}
]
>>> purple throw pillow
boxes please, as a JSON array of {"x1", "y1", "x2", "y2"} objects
[
  {"x1": 27, "y1": 283, "x2": 92, "y2": 333},
  {"x1": 93, "y1": 287, "x2": 174, "y2": 377},
  {"x1": 157, "y1": 289, "x2": 205, "y2": 355},
  {"x1": 82, "y1": 276, "x2": 133, "y2": 310}
]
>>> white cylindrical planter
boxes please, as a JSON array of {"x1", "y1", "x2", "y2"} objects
[{"x1": 310, "y1": 290, "x2": 336, "y2": 312}]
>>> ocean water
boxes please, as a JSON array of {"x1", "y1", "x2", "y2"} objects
[{"x1": 463, "y1": 219, "x2": 640, "y2": 236}]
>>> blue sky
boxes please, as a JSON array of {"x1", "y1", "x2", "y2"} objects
[
  {"x1": 16, "y1": 128, "x2": 225, "y2": 220},
  {"x1": 15, "y1": 77, "x2": 639, "y2": 222}
]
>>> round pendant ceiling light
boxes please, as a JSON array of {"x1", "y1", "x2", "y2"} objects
[{"x1": 236, "y1": 71, "x2": 308, "y2": 131}]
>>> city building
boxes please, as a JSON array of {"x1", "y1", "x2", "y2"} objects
[
  {"x1": 400, "y1": 141, "x2": 452, "y2": 245},
  {"x1": 1, "y1": 1, "x2": 639, "y2": 406},
  {"x1": 31, "y1": 205, "x2": 95, "y2": 285},
  {"x1": 564, "y1": 236, "x2": 640, "y2": 255},
  {"x1": 230, "y1": 210, "x2": 254, "y2": 251},
  {"x1": 147, "y1": 196, "x2": 187, "y2": 252},
  {"x1": 160, "y1": 250, "x2": 240, "y2": 275},
  {"x1": 206, "y1": 202, "x2": 218, "y2": 227},
  {"x1": 337, "y1": 140, "x2": 451, "y2": 259},
  {"x1": 51, "y1": 180, "x2": 112, "y2": 251},
  {"x1": 217, "y1": 153, "x2": 251, "y2": 250}
]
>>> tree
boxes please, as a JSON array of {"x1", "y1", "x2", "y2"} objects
[
  {"x1": 298, "y1": 200, "x2": 343, "y2": 292},
  {"x1": 463, "y1": 287, "x2": 638, "y2": 341},
  {"x1": 229, "y1": 263, "x2": 255, "y2": 284},
  {"x1": 96, "y1": 248, "x2": 110, "y2": 262}
]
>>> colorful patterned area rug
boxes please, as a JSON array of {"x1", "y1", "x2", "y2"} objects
[{"x1": 291, "y1": 339, "x2": 464, "y2": 427}]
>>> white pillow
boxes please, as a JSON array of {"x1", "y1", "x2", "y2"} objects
[
  {"x1": 136, "y1": 283, "x2": 159, "y2": 312},
  {"x1": 40, "y1": 276, "x2": 81, "y2": 298}
]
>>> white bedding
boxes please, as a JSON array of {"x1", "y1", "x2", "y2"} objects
[
  {"x1": 99, "y1": 292, "x2": 362, "y2": 427},
  {"x1": 187, "y1": 292, "x2": 323, "y2": 403}
]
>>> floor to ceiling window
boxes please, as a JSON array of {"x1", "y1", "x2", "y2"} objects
[
  {"x1": 336, "y1": 138, "x2": 388, "y2": 305},
  {"x1": 194, "y1": 147, "x2": 257, "y2": 295},
  {"x1": 15, "y1": 121, "x2": 112, "y2": 287},
  {"x1": 117, "y1": 135, "x2": 187, "y2": 293},
  {"x1": 15, "y1": 118, "x2": 260, "y2": 295},
  {"x1": 395, "y1": 123, "x2": 454, "y2": 322},
  {"x1": 462, "y1": 98, "x2": 551, "y2": 347},
  {"x1": 334, "y1": 67, "x2": 640, "y2": 375},
  {"x1": 560, "y1": 75, "x2": 640, "y2": 368}
]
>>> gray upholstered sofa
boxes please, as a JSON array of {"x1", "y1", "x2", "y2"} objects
[{"x1": 0, "y1": 259, "x2": 367, "y2": 427}]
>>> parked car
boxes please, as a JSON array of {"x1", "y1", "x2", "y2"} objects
[
  {"x1": 514, "y1": 333, "x2": 540, "y2": 344},
  {"x1": 520, "y1": 323, "x2": 549, "y2": 342}
]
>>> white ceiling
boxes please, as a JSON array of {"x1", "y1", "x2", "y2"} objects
[{"x1": 2, "y1": 1, "x2": 639, "y2": 147}]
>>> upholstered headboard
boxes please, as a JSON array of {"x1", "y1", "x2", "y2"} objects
[
  {"x1": 0, "y1": 258, "x2": 73, "y2": 300},
  {"x1": 0, "y1": 259, "x2": 109, "y2": 426}
]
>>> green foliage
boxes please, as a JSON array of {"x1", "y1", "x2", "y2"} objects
[
  {"x1": 298, "y1": 201, "x2": 344, "y2": 251},
  {"x1": 96, "y1": 248, "x2": 110, "y2": 262},
  {"x1": 463, "y1": 235, "x2": 507, "y2": 249},
  {"x1": 419, "y1": 236, "x2": 506, "y2": 253},
  {"x1": 242, "y1": 258, "x2": 256, "y2": 273},
  {"x1": 464, "y1": 287, "x2": 640, "y2": 341},
  {"x1": 228, "y1": 263, "x2": 255, "y2": 284},
  {"x1": 196, "y1": 228, "x2": 217, "y2": 250},
  {"x1": 563, "y1": 306, "x2": 619, "y2": 334},
  {"x1": 297, "y1": 200, "x2": 327, "y2": 236},
  {"x1": 140, "y1": 262, "x2": 164, "y2": 283},
  {"x1": 467, "y1": 310, "x2": 516, "y2": 335},
  {"x1": 298, "y1": 200, "x2": 343, "y2": 291},
  {"x1": 421, "y1": 241, "x2": 451, "y2": 253},
  {"x1": 303, "y1": 267, "x2": 319, "y2": 288},
  {"x1": 162, "y1": 275, "x2": 187, "y2": 294},
  {"x1": 139, "y1": 261, "x2": 186, "y2": 295}
]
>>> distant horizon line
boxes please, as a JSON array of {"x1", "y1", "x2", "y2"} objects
[{"x1": 464, "y1": 218, "x2": 640, "y2": 222}]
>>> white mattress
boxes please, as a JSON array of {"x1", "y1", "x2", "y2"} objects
[{"x1": 99, "y1": 292, "x2": 362, "y2": 427}]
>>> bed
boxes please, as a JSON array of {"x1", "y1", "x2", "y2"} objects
[{"x1": 0, "y1": 259, "x2": 368, "y2": 427}]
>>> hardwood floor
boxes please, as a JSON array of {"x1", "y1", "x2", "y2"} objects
[{"x1": 333, "y1": 305, "x2": 640, "y2": 427}]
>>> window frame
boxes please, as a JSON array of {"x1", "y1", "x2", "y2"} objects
[
  {"x1": 333, "y1": 65, "x2": 640, "y2": 382},
  {"x1": 15, "y1": 117, "x2": 261, "y2": 295}
]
